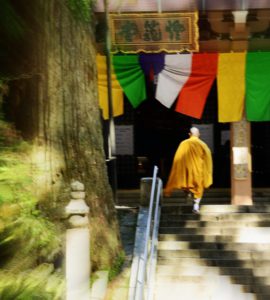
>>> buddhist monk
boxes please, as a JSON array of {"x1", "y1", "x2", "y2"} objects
[{"x1": 164, "y1": 127, "x2": 213, "y2": 213}]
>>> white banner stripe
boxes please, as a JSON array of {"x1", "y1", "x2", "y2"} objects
[{"x1": 156, "y1": 54, "x2": 193, "y2": 108}]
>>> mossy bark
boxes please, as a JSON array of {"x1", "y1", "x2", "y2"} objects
[{"x1": 3, "y1": 0, "x2": 121, "y2": 270}]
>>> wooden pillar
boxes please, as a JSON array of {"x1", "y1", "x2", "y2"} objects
[
  {"x1": 231, "y1": 120, "x2": 252, "y2": 205},
  {"x1": 230, "y1": 10, "x2": 252, "y2": 205}
]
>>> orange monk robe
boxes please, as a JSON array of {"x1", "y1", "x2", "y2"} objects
[{"x1": 164, "y1": 136, "x2": 213, "y2": 199}]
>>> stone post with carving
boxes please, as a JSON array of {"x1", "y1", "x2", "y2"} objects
[{"x1": 65, "y1": 181, "x2": 91, "y2": 300}]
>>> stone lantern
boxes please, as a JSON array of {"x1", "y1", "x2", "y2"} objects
[{"x1": 65, "y1": 181, "x2": 91, "y2": 300}]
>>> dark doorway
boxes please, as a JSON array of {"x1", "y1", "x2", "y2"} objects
[
  {"x1": 251, "y1": 122, "x2": 270, "y2": 187},
  {"x1": 134, "y1": 97, "x2": 191, "y2": 183}
]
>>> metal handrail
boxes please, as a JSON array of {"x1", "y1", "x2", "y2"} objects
[
  {"x1": 146, "y1": 178, "x2": 162, "y2": 300},
  {"x1": 135, "y1": 165, "x2": 162, "y2": 300}
]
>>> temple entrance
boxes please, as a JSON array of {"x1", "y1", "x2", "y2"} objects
[
  {"x1": 113, "y1": 79, "x2": 233, "y2": 189},
  {"x1": 100, "y1": 50, "x2": 270, "y2": 191},
  {"x1": 251, "y1": 122, "x2": 270, "y2": 187},
  {"x1": 134, "y1": 79, "x2": 231, "y2": 188},
  {"x1": 113, "y1": 80, "x2": 270, "y2": 190}
]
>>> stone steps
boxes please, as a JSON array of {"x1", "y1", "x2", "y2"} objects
[
  {"x1": 158, "y1": 249, "x2": 270, "y2": 260},
  {"x1": 162, "y1": 197, "x2": 270, "y2": 204},
  {"x1": 158, "y1": 233, "x2": 270, "y2": 243},
  {"x1": 161, "y1": 204, "x2": 270, "y2": 214},
  {"x1": 154, "y1": 282, "x2": 268, "y2": 300},
  {"x1": 154, "y1": 203, "x2": 270, "y2": 300},
  {"x1": 160, "y1": 212, "x2": 270, "y2": 221},
  {"x1": 157, "y1": 264, "x2": 270, "y2": 277},
  {"x1": 159, "y1": 227, "x2": 270, "y2": 236},
  {"x1": 116, "y1": 188, "x2": 270, "y2": 206},
  {"x1": 155, "y1": 278, "x2": 270, "y2": 295},
  {"x1": 157, "y1": 258, "x2": 270, "y2": 269},
  {"x1": 158, "y1": 241, "x2": 270, "y2": 251},
  {"x1": 155, "y1": 275, "x2": 270, "y2": 293},
  {"x1": 159, "y1": 220, "x2": 270, "y2": 227}
]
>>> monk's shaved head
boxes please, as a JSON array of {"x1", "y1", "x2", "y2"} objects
[{"x1": 190, "y1": 127, "x2": 200, "y2": 137}]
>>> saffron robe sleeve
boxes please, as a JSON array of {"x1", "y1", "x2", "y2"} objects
[{"x1": 164, "y1": 136, "x2": 213, "y2": 199}]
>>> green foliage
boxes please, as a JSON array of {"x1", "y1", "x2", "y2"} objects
[
  {"x1": 0, "y1": 117, "x2": 63, "y2": 297},
  {"x1": 2, "y1": 213, "x2": 62, "y2": 261},
  {"x1": 0, "y1": 141, "x2": 62, "y2": 260},
  {"x1": 66, "y1": 0, "x2": 94, "y2": 23},
  {"x1": 108, "y1": 250, "x2": 125, "y2": 281},
  {"x1": 0, "y1": 264, "x2": 64, "y2": 300}
]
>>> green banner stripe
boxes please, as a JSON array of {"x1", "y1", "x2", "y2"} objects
[
  {"x1": 246, "y1": 52, "x2": 270, "y2": 121},
  {"x1": 112, "y1": 55, "x2": 146, "y2": 108}
]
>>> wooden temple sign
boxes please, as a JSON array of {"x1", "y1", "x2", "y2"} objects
[{"x1": 109, "y1": 12, "x2": 199, "y2": 53}]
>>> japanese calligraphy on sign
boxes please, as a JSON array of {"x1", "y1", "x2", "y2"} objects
[{"x1": 109, "y1": 12, "x2": 199, "y2": 53}]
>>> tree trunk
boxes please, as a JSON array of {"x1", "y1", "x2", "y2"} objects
[{"x1": 4, "y1": 0, "x2": 121, "y2": 270}]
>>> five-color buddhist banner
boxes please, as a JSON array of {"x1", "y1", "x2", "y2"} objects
[{"x1": 97, "y1": 52, "x2": 270, "y2": 122}]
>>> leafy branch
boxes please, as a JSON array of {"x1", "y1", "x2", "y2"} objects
[{"x1": 66, "y1": 0, "x2": 95, "y2": 23}]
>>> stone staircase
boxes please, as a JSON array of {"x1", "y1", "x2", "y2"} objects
[
  {"x1": 116, "y1": 188, "x2": 270, "y2": 207},
  {"x1": 154, "y1": 201, "x2": 270, "y2": 300}
]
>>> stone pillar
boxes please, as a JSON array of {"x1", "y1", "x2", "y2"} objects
[
  {"x1": 140, "y1": 177, "x2": 162, "y2": 207},
  {"x1": 230, "y1": 11, "x2": 252, "y2": 205},
  {"x1": 65, "y1": 181, "x2": 91, "y2": 300}
]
